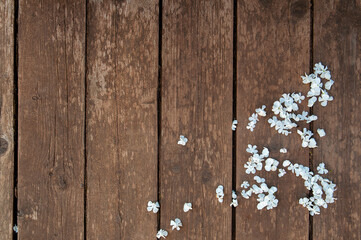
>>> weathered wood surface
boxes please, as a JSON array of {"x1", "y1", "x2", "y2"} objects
[
  {"x1": 86, "y1": 0, "x2": 159, "y2": 239},
  {"x1": 313, "y1": 1, "x2": 361, "y2": 239},
  {"x1": 0, "y1": 0, "x2": 359, "y2": 239},
  {"x1": 0, "y1": 0, "x2": 14, "y2": 238},
  {"x1": 160, "y1": 0, "x2": 233, "y2": 239},
  {"x1": 18, "y1": 0, "x2": 85, "y2": 238},
  {"x1": 236, "y1": 0, "x2": 310, "y2": 239}
]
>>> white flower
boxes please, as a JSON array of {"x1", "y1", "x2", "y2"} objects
[
  {"x1": 230, "y1": 198, "x2": 238, "y2": 207},
  {"x1": 317, "y1": 163, "x2": 329, "y2": 174},
  {"x1": 183, "y1": 202, "x2": 192, "y2": 212},
  {"x1": 230, "y1": 190, "x2": 238, "y2": 207},
  {"x1": 308, "y1": 138, "x2": 317, "y2": 148},
  {"x1": 325, "y1": 79, "x2": 334, "y2": 90},
  {"x1": 216, "y1": 185, "x2": 224, "y2": 203},
  {"x1": 278, "y1": 169, "x2": 286, "y2": 177},
  {"x1": 231, "y1": 120, "x2": 238, "y2": 131},
  {"x1": 283, "y1": 160, "x2": 291, "y2": 167},
  {"x1": 256, "y1": 105, "x2": 267, "y2": 117},
  {"x1": 308, "y1": 96, "x2": 317, "y2": 107},
  {"x1": 246, "y1": 144, "x2": 258, "y2": 154},
  {"x1": 157, "y1": 229, "x2": 168, "y2": 238},
  {"x1": 318, "y1": 90, "x2": 333, "y2": 106},
  {"x1": 265, "y1": 158, "x2": 279, "y2": 172},
  {"x1": 246, "y1": 121, "x2": 256, "y2": 132},
  {"x1": 254, "y1": 176, "x2": 265, "y2": 183},
  {"x1": 241, "y1": 189, "x2": 253, "y2": 199},
  {"x1": 291, "y1": 92, "x2": 305, "y2": 103},
  {"x1": 147, "y1": 201, "x2": 160, "y2": 213},
  {"x1": 317, "y1": 128, "x2": 326, "y2": 137},
  {"x1": 241, "y1": 181, "x2": 250, "y2": 189},
  {"x1": 314, "y1": 62, "x2": 331, "y2": 80},
  {"x1": 170, "y1": 218, "x2": 182, "y2": 231},
  {"x1": 280, "y1": 148, "x2": 287, "y2": 154},
  {"x1": 301, "y1": 73, "x2": 316, "y2": 84},
  {"x1": 261, "y1": 147, "x2": 269, "y2": 158},
  {"x1": 177, "y1": 135, "x2": 188, "y2": 146},
  {"x1": 244, "y1": 161, "x2": 256, "y2": 174},
  {"x1": 13, "y1": 225, "x2": 18, "y2": 233}
]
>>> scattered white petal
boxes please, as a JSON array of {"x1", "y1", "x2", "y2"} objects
[
  {"x1": 170, "y1": 218, "x2": 182, "y2": 231},
  {"x1": 280, "y1": 148, "x2": 287, "y2": 154},
  {"x1": 156, "y1": 229, "x2": 168, "y2": 239},
  {"x1": 183, "y1": 202, "x2": 192, "y2": 212},
  {"x1": 278, "y1": 169, "x2": 286, "y2": 177},
  {"x1": 317, "y1": 129, "x2": 326, "y2": 137},
  {"x1": 177, "y1": 135, "x2": 188, "y2": 146},
  {"x1": 241, "y1": 181, "x2": 250, "y2": 189},
  {"x1": 147, "y1": 201, "x2": 160, "y2": 213}
]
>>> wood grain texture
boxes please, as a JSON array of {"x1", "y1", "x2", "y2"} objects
[
  {"x1": 86, "y1": 0, "x2": 159, "y2": 239},
  {"x1": 0, "y1": 0, "x2": 14, "y2": 238},
  {"x1": 18, "y1": 0, "x2": 85, "y2": 238},
  {"x1": 313, "y1": 1, "x2": 361, "y2": 239},
  {"x1": 236, "y1": 0, "x2": 310, "y2": 239},
  {"x1": 160, "y1": 1, "x2": 233, "y2": 239}
]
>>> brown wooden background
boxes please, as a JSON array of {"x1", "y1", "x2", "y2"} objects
[{"x1": 0, "y1": 0, "x2": 360, "y2": 239}]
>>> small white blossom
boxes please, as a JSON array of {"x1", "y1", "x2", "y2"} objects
[
  {"x1": 283, "y1": 160, "x2": 291, "y2": 167},
  {"x1": 318, "y1": 90, "x2": 333, "y2": 106},
  {"x1": 317, "y1": 163, "x2": 329, "y2": 174},
  {"x1": 241, "y1": 189, "x2": 253, "y2": 199},
  {"x1": 256, "y1": 105, "x2": 267, "y2": 117},
  {"x1": 177, "y1": 135, "x2": 188, "y2": 146},
  {"x1": 156, "y1": 229, "x2": 168, "y2": 239},
  {"x1": 278, "y1": 169, "x2": 286, "y2": 177},
  {"x1": 147, "y1": 201, "x2": 160, "y2": 213},
  {"x1": 308, "y1": 96, "x2": 317, "y2": 107},
  {"x1": 231, "y1": 120, "x2": 238, "y2": 131},
  {"x1": 13, "y1": 225, "x2": 18, "y2": 233},
  {"x1": 246, "y1": 144, "x2": 258, "y2": 154},
  {"x1": 254, "y1": 176, "x2": 265, "y2": 183},
  {"x1": 265, "y1": 158, "x2": 279, "y2": 172},
  {"x1": 230, "y1": 190, "x2": 238, "y2": 207},
  {"x1": 241, "y1": 181, "x2": 250, "y2": 189},
  {"x1": 170, "y1": 218, "x2": 182, "y2": 231},
  {"x1": 216, "y1": 185, "x2": 224, "y2": 203},
  {"x1": 325, "y1": 79, "x2": 334, "y2": 90},
  {"x1": 317, "y1": 128, "x2": 326, "y2": 137},
  {"x1": 183, "y1": 202, "x2": 192, "y2": 212},
  {"x1": 291, "y1": 92, "x2": 305, "y2": 103},
  {"x1": 280, "y1": 148, "x2": 287, "y2": 154}
]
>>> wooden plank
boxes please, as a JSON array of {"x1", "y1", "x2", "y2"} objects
[
  {"x1": 313, "y1": 1, "x2": 361, "y2": 239},
  {"x1": 160, "y1": 1, "x2": 233, "y2": 239},
  {"x1": 86, "y1": 1, "x2": 159, "y2": 239},
  {"x1": 236, "y1": 1, "x2": 310, "y2": 239},
  {"x1": 18, "y1": 1, "x2": 85, "y2": 238},
  {"x1": 0, "y1": 0, "x2": 14, "y2": 238}
]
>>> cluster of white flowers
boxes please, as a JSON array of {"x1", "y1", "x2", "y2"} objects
[
  {"x1": 231, "y1": 120, "x2": 238, "y2": 131},
  {"x1": 230, "y1": 190, "x2": 238, "y2": 207},
  {"x1": 240, "y1": 179, "x2": 278, "y2": 210},
  {"x1": 244, "y1": 145, "x2": 270, "y2": 174},
  {"x1": 216, "y1": 185, "x2": 224, "y2": 203},
  {"x1": 297, "y1": 128, "x2": 317, "y2": 148},
  {"x1": 302, "y1": 62, "x2": 334, "y2": 107},
  {"x1": 246, "y1": 105, "x2": 266, "y2": 131},
  {"x1": 177, "y1": 135, "x2": 188, "y2": 146},
  {"x1": 282, "y1": 160, "x2": 336, "y2": 215}
]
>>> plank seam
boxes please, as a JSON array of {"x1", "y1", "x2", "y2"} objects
[
  {"x1": 157, "y1": 0, "x2": 163, "y2": 235},
  {"x1": 232, "y1": 0, "x2": 237, "y2": 240},
  {"x1": 84, "y1": 1, "x2": 88, "y2": 239},
  {"x1": 308, "y1": 1, "x2": 314, "y2": 240},
  {"x1": 13, "y1": 0, "x2": 19, "y2": 239}
]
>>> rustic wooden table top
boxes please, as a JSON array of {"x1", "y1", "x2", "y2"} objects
[{"x1": 0, "y1": 0, "x2": 360, "y2": 239}]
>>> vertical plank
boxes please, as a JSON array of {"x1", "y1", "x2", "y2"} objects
[
  {"x1": 160, "y1": 1, "x2": 233, "y2": 239},
  {"x1": 0, "y1": 0, "x2": 14, "y2": 237},
  {"x1": 86, "y1": 0, "x2": 159, "y2": 239},
  {"x1": 313, "y1": 1, "x2": 361, "y2": 239},
  {"x1": 18, "y1": 0, "x2": 85, "y2": 238},
  {"x1": 236, "y1": 0, "x2": 310, "y2": 239}
]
